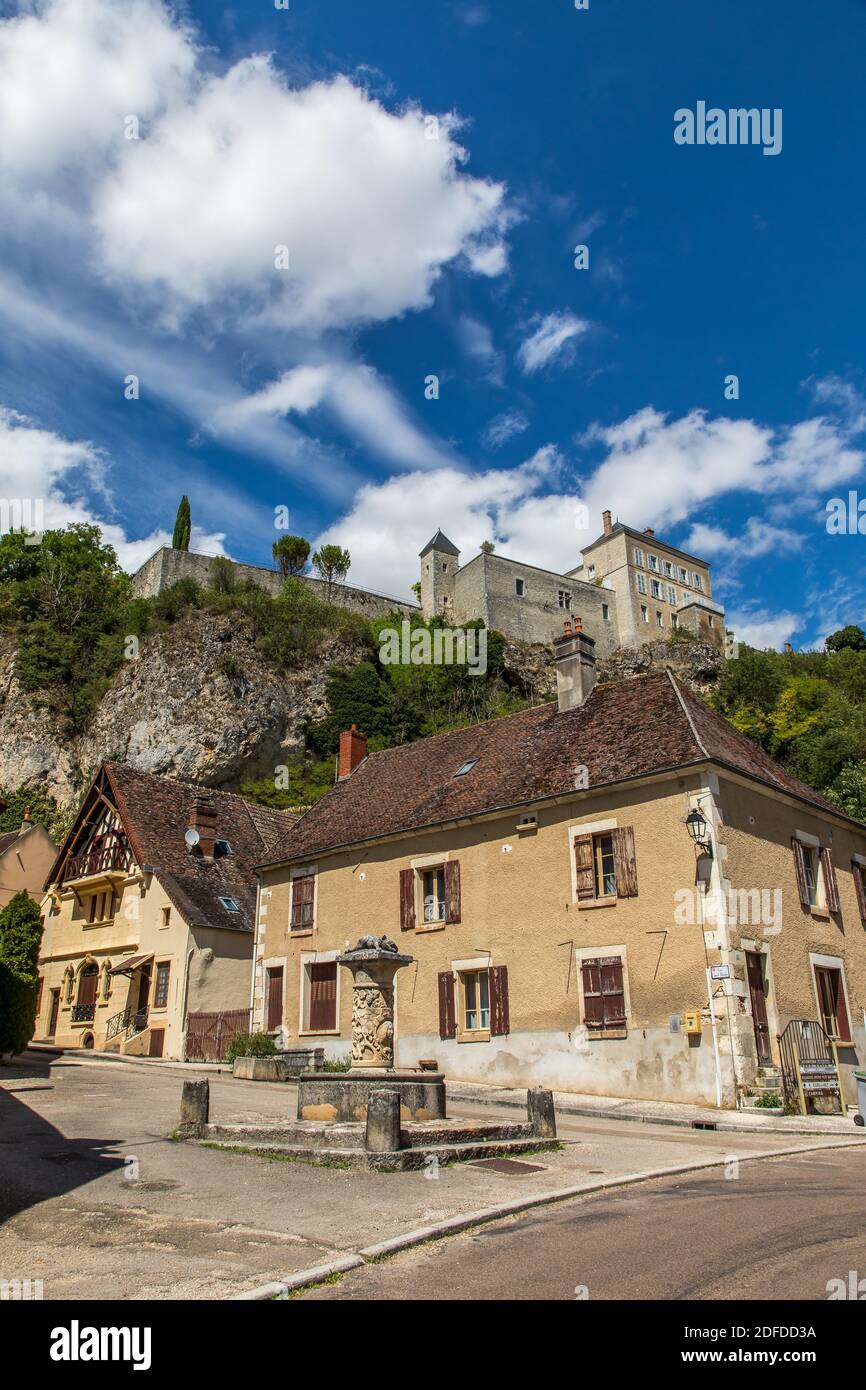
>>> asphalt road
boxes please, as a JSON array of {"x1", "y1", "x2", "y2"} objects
[{"x1": 307, "y1": 1147, "x2": 866, "y2": 1301}]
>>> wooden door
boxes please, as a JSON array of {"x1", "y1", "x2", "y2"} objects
[
  {"x1": 48, "y1": 989, "x2": 60, "y2": 1036},
  {"x1": 137, "y1": 964, "x2": 151, "y2": 1012},
  {"x1": 266, "y1": 967, "x2": 284, "y2": 1031},
  {"x1": 746, "y1": 952, "x2": 771, "y2": 1064},
  {"x1": 308, "y1": 964, "x2": 337, "y2": 1031},
  {"x1": 148, "y1": 1029, "x2": 165, "y2": 1058},
  {"x1": 78, "y1": 966, "x2": 98, "y2": 1008}
]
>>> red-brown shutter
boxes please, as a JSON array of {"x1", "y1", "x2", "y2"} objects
[
  {"x1": 489, "y1": 965, "x2": 509, "y2": 1036},
  {"x1": 309, "y1": 963, "x2": 337, "y2": 1031},
  {"x1": 599, "y1": 956, "x2": 626, "y2": 1026},
  {"x1": 444, "y1": 859, "x2": 461, "y2": 924},
  {"x1": 852, "y1": 861, "x2": 866, "y2": 927},
  {"x1": 399, "y1": 868, "x2": 416, "y2": 931},
  {"x1": 835, "y1": 971, "x2": 852, "y2": 1043},
  {"x1": 792, "y1": 837, "x2": 810, "y2": 907},
  {"x1": 581, "y1": 958, "x2": 605, "y2": 1029},
  {"x1": 291, "y1": 873, "x2": 315, "y2": 930},
  {"x1": 573, "y1": 834, "x2": 595, "y2": 899},
  {"x1": 35, "y1": 977, "x2": 43, "y2": 1018},
  {"x1": 438, "y1": 970, "x2": 455, "y2": 1038},
  {"x1": 613, "y1": 826, "x2": 638, "y2": 898},
  {"x1": 78, "y1": 966, "x2": 98, "y2": 1007},
  {"x1": 266, "y1": 966, "x2": 283, "y2": 1031},
  {"x1": 820, "y1": 847, "x2": 841, "y2": 913}
]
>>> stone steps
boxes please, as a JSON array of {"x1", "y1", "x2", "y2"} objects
[
  {"x1": 200, "y1": 1134, "x2": 558, "y2": 1172},
  {"x1": 205, "y1": 1118, "x2": 537, "y2": 1148}
]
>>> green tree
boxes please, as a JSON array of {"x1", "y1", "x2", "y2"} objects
[
  {"x1": 172, "y1": 496, "x2": 191, "y2": 551},
  {"x1": 825, "y1": 762, "x2": 866, "y2": 821},
  {"x1": 272, "y1": 534, "x2": 310, "y2": 576},
  {"x1": 0, "y1": 786, "x2": 69, "y2": 845},
  {"x1": 826, "y1": 625, "x2": 866, "y2": 653},
  {"x1": 480, "y1": 540, "x2": 495, "y2": 554},
  {"x1": 312, "y1": 544, "x2": 351, "y2": 600},
  {"x1": 0, "y1": 891, "x2": 43, "y2": 1056}
]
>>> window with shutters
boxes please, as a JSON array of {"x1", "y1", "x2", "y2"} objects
[
  {"x1": 303, "y1": 961, "x2": 338, "y2": 1032},
  {"x1": 153, "y1": 961, "x2": 170, "y2": 1010},
  {"x1": 852, "y1": 861, "x2": 866, "y2": 927},
  {"x1": 290, "y1": 870, "x2": 316, "y2": 932},
  {"x1": 572, "y1": 827, "x2": 638, "y2": 904},
  {"x1": 421, "y1": 867, "x2": 446, "y2": 924},
  {"x1": 792, "y1": 837, "x2": 838, "y2": 912},
  {"x1": 406, "y1": 858, "x2": 461, "y2": 931},
  {"x1": 580, "y1": 955, "x2": 628, "y2": 1036},
  {"x1": 460, "y1": 969, "x2": 490, "y2": 1036},
  {"x1": 813, "y1": 964, "x2": 851, "y2": 1042}
]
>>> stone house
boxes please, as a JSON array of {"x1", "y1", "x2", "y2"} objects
[
  {"x1": 36, "y1": 763, "x2": 295, "y2": 1059},
  {"x1": 253, "y1": 624, "x2": 866, "y2": 1109},
  {"x1": 0, "y1": 807, "x2": 58, "y2": 912},
  {"x1": 419, "y1": 510, "x2": 726, "y2": 654}
]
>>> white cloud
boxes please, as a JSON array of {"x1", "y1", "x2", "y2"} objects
[
  {"x1": 726, "y1": 608, "x2": 802, "y2": 651},
  {"x1": 456, "y1": 314, "x2": 504, "y2": 384},
  {"x1": 683, "y1": 516, "x2": 802, "y2": 559},
  {"x1": 482, "y1": 408, "x2": 530, "y2": 449},
  {"x1": 517, "y1": 312, "x2": 589, "y2": 374},
  {"x1": 0, "y1": 406, "x2": 226, "y2": 572}
]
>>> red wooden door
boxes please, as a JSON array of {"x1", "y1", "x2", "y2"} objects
[
  {"x1": 148, "y1": 1029, "x2": 165, "y2": 1057},
  {"x1": 308, "y1": 964, "x2": 337, "y2": 1031},
  {"x1": 266, "y1": 967, "x2": 284, "y2": 1031},
  {"x1": 746, "y1": 952, "x2": 771, "y2": 1063},
  {"x1": 78, "y1": 966, "x2": 98, "y2": 1008}
]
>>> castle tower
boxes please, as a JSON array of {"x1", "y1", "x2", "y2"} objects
[{"x1": 419, "y1": 530, "x2": 460, "y2": 619}]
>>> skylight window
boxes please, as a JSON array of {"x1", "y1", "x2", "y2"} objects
[
  {"x1": 214, "y1": 839, "x2": 233, "y2": 858},
  {"x1": 455, "y1": 759, "x2": 478, "y2": 777},
  {"x1": 218, "y1": 896, "x2": 239, "y2": 912}
]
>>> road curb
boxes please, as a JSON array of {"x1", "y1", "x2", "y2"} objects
[{"x1": 233, "y1": 1136, "x2": 866, "y2": 1299}]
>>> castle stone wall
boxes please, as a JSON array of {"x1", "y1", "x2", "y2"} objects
[{"x1": 453, "y1": 553, "x2": 619, "y2": 656}]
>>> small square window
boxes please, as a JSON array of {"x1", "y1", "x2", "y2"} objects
[
  {"x1": 214, "y1": 839, "x2": 233, "y2": 858},
  {"x1": 219, "y1": 896, "x2": 239, "y2": 912},
  {"x1": 161, "y1": 906, "x2": 171, "y2": 929}
]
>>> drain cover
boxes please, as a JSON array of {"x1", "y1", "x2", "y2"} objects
[{"x1": 469, "y1": 1157, "x2": 545, "y2": 1175}]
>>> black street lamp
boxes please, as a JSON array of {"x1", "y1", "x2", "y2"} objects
[{"x1": 685, "y1": 807, "x2": 712, "y2": 851}]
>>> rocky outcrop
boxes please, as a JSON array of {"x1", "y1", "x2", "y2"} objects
[
  {"x1": 0, "y1": 614, "x2": 367, "y2": 811},
  {"x1": 597, "y1": 638, "x2": 724, "y2": 694}
]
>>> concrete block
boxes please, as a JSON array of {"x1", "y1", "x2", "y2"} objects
[
  {"x1": 365, "y1": 1089, "x2": 401, "y2": 1152},
  {"x1": 179, "y1": 1078, "x2": 209, "y2": 1137},
  {"x1": 527, "y1": 1087, "x2": 557, "y2": 1138}
]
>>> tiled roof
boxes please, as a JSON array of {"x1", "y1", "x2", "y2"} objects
[
  {"x1": 0, "y1": 830, "x2": 21, "y2": 857},
  {"x1": 50, "y1": 764, "x2": 297, "y2": 934},
  {"x1": 261, "y1": 670, "x2": 858, "y2": 867}
]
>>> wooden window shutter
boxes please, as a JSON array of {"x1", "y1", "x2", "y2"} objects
[
  {"x1": 266, "y1": 967, "x2": 283, "y2": 1031},
  {"x1": 581, "y1": 958, "x2": 605, "y2": 1029},
  {"x1": 399, "y1": 868, "x2": 416, "y2": 931},
  {"x1": 489, "y1": 965, "x2": 510, "y2": 1036},
  {"x1": 820, "y1": 847, "x2": 841, "y2": 913},
  {"x1": 791, "y1": 837, "x2": 810, "y2": 907},
  {"x1": 291, "y1": 873, "x2": 315, "y2": 930},
  {"x1": 600, "y1": 956, "x2": 626, "y2": 1026},
  {"x1": 308, "y1": 964, "x2": 337, "y2": 1031},
  {"x1": 444, "y1": 859, "x2": 461, "y2": 923},
  {"x1": 613, "y1": 826, "x2": 638, "y2": 898},
  {"x1": 573, "y1": 834, "x2": 594, "y2": 899},
  {"x1": 438, "y1": 971, "x2": 455, "y2": 1038},
  {"x1": 852, "y1": 862, "x2": 866, "y2": 927}
]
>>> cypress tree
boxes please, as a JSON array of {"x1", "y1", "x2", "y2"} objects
[{"x1": 172, "y1": 496, "x2": 191, "y2": 551}]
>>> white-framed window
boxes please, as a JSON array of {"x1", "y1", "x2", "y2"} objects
[
  {"x1": 650, "y1": 578, "x2": 661, "y2": 598},
  {"x1": 656, "y1": 611, "x2": 664, "y2": 627},
  {"x1": 636, "y1": 573, "x2": 647, "y2": 595},
  {"x1": 558, "y1": 589, "x2": 573, "y2": 610},
  {"x1": 679, "y1": 566, "x2": 688, "y2": 585},
  {"x1": 667, "y1": 585, "x2": 677, "y2": 605},
  {"x1": 663, "y1": 560, "x2": 673, "y2": 577},
  {"x1": 671, "y1": 613, "x2": 679, "y2": 629},
  {"x1": 460, "y1": 968, "x2": 491, "y2": 1036},
  {"x1": 693, "y1": 573, "x2": 704, "y2": 591},
  {"x1": 587, "y1": 565, "x2": 596, "y2": 579},
  {"x1": 633, "y1": 547, "x2": 644, "y2": 567},
  {"x1": 648, "y1": 554, "x2": 659, "y2": 572},
  {"x1": 640, "y1": 604, "x2": 649, "y2": 623},
  {"x1": 515, "y1": 578, "x2": 525, "y2": 597},
  {"x1": 420, "y1": 865, "x2": 446, "y2": 924}
]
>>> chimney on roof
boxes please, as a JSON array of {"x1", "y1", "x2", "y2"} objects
[
  {"x1": 189, "y1": 794, "x2": 218, "y2": 859},
  {"x1": 602, "y1": 509, "x2": 612, "y2": 536},
  {"x1": 18, "y1": 806, "x2": 31, "y2": 836},
  {"x1": 644, "y1": 527, "x2": 654, "y2": 537},
  {"x1": 553, "y1": 617, "x2": 597, "y2": 712},
  {"x1": 338, "y1": 724, "x2": 368, "y2": 780}
]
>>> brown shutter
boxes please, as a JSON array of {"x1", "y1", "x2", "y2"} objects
[
  {"x1": 820, "y1": 847, "x2": 841, "y2": 913},
  {"x1": 438, "y1": 971, "x2": 455, "y2": 1038},
  {"x1": 291, "y1": 873, "x2": 315, "y2": 930},
  {"x1": 600, "y1": 956, "x2": 626, "y2": 1026},
  {"x1": 581, "y1": 958, "x2": 605, "y2": 1029},
  {"x1": 852, "y1": 861, "x2": 866, "y2": 927},
  {"x1": 792, "y1": 837, "x2": 810, "y2": 907},
  {"x1": 266, "y1": 966, "x2": 283, "y2": 1031},
  {"x1": 489, "y1": 965, "x2": 510, "y2": 1036},
  {"x1": 399, "y1": 868, "x2": 416, "y2": 931},
  {"x1": 835, "y1": 972, "x2": 852, "y2": 1043},
  {"x1": 613, "y1": 826, "x2": 638, "y2": 898},
  {"x1": 78, "y1": 967, "x2": 98, "y2": 1007},
  {"x1": 573, "y1": 834, "x2": 595, "y2": 899},
  {"x1": 309, "y1": 963, "x2": 337, "y2": 1031},
  {"x1": 444, "y1": 859, "x2": 461, "y2": 924}
]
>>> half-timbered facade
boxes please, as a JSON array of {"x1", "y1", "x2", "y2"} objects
[
  {"x1": 254, "y1": 623, "x2": 866, "y2": 1110},
  {"x1": 36, "y1": 763, "x2": 294, "y2": 1059}
]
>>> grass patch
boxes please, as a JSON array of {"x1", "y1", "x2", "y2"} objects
[
  {"x1": 281, "y1": 1271, "x2": 345, "y2": 1300},
  {"x1": 200, "y1": 1141, "x2": 352, "y2": 1170}
]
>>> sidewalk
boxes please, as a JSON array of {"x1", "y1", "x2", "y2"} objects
[{"x1": 448, "y1": 1078, "x2": 863, "y2": 1136}]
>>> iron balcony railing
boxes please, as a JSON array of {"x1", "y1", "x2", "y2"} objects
[
  {"x1": 62, "y1": 841, "x2": 134, "y2": 883},
  {"x1": 105, "y1": 1007, "x2": 149, "y2": 1041},
  {"x1": 70, "y1": 1002, "x2": 96, "y2": 1022}
]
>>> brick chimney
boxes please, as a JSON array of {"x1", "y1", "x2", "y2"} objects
[
  {"x1": 644, "y1": 527, "x2": 655, "y2": 537},
  {"x1": 553, "y1": 617, "x2": 597, "y2": 712},
  {"x1": 18, "y1": 806, "x2": 31, "y2": 836},
  {"x1": 338, "y1": 724, "x2": 368, "y2": 779},
  {"x1": 602, "y1": 509, "x2": 612, "y2": 536},
  {"x1": 189, "y1": 794, "x2": 218, "y2": 858}
]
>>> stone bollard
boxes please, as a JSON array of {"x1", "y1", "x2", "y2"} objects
[
  {"x1": 365, "y1": 1088, "x2": 401, "y2": 1153},
  {"x1": 179, "y1": 1078, "x2": 209, "y2": 1138},
  {"x1": 527, "y1": 1087, "x2": 556, "y2": 1139}
]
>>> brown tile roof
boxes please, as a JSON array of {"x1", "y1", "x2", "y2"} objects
[
  {"x1": 261, "y1": 670, "x2": 859, "y2": 867},
  {"x1": 49, "y1": 764, "x2": 297, "y2": 933}
]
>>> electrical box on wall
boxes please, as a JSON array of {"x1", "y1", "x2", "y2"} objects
[{"x1": 682, "y1": 1011, "x2": 702, "y2": 1035}]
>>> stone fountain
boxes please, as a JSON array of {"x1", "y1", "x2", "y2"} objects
[{"x1": 296, "y1": 935, "x2": 447, "y2": 1122}]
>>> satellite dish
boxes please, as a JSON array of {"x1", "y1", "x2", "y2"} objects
[{"x1": 185, "y1": 828, "x2": 200, "y2": 848}]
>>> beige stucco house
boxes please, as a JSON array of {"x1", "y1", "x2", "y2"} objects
[
  {"x1": 0, "y1": 807, "x2": 58, "y2": 912},
  {"x1": 253, "y1": 623, "x2": 866, "y2": 1110},
  {"x1": 36, "y1": 764, "x2": 294, "y2": 1059}
]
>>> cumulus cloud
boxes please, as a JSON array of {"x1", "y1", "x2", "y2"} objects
[
  {"x1": 683, "y1": 516, "x2": 802, "y2": 559},
  {"x1": 726, "y1": 608, "x2": 802, "y2": 651},
  {"x1": 517, "y1": 312, "x2": 589, "y2": 374},
  {"x1": 0, "y1": 407, "x2": 226, "y2": 571}
]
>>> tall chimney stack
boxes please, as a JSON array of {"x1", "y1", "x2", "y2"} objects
[
  {"x1": 189, "y1": 794, "x2": 218, "y2": 859},
  {"x1": 18, "y1": 806, "x2": 31, "y2": 836},
  {"x1": 602, "y1": 509, "x2": 612, "y2": 536},
  {"x1": 339, "y1": 724, "x2": 368, "y2": 779},
  {"x1": 553, "y1": 617, "x2": 597, "y2": 712}
]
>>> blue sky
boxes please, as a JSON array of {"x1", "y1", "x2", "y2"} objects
[{"x1": 1, "y1": 0, "x2": 864, "y2": 648}]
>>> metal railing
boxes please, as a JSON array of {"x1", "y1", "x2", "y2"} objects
[
  {"x1": 105, "y1": 1007, "x2": 149, "y2": 1041},
  {"x1": 70, "y1": 1003, "x2": 95, "y2": 1023},
  {"x1": 778, "y1": 1018, "x2": 843, "y2": 1116}
]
